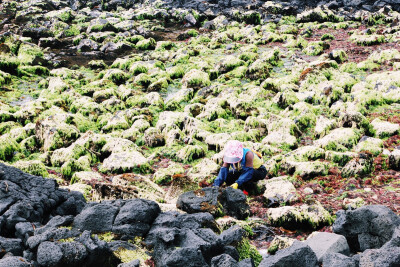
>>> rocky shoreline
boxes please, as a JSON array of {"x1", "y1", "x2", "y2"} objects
[
  {"x1": 0, "y1": 162, "x2": 399, "y2": 266},
  {"x1": 1, "y1": 0, "x2": 400, "y2": 265}
]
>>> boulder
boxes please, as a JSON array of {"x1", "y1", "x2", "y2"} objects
[
  {"x1": 35, "y1": 115, "x2": 80, "y2": 152},
  {"x1": 77, "y1": 39, "x2": 99, "y2": 52},
  {"x1": 359, "y1": 247, "x2": 400, "y2": 266},
  {"x1": 153, "y1": 163, "x2": 185, "y2": 185},
  {"x1": 112, "y1": 199, "x2": 161, "y2": 238},
  {"x1": 162, "y1": 247, "x2": 208, "y2": 267},
  {"x1": 0, "y1": 163, "x2": 85, "y2": 235},
  {"x1": 36, "y1": 241, "x2": 63, "y2": 266},
  {"x1": 0, "y1": 237, "x2": 23, "y2": 257},
  {"x1": 177, "y1": 187, "x2": 220, "y2": 216},
  {"x1": 219, "y1": 225, "x2": 245, "y2": 246},
  {"x1": 371, "y1": 118, "x2": 400, "y2": 138},
  {"x1": 333, "y1": 205, "x2": 400, "y2": 251},
  {"x1": 78, "y1": 230, "x2": 114, "y2": 266},
  {"x1": 100, "y1": 151, "x2": 149, "y2": 173},
  {"x1": 259, "y1": 176, "x2": 297, "y2": 205},
  {"x1": 314, "y1": 128, "x2": 360, "y2": 151},
  {"x1": 73, "y1": 203, "x2": 119, "y2": 233},
  {"x1": 0, "y1": 256, "x2": 32, "y2": 267},
  {"x1": 282, "y1": 161, "x2": 328, "y2": 179},
  {"x1": 341, "y1": 153, "x2": 373, "y2": 178},
  {"x1": 144, "y1": 127, "x2": 165, "y2": 147},
  {"x1": 118, "y1": 259, "x2": 140, "y2": 267},
  {"x1": 238, "y1": 258, "x2": 255, "y2": 267},
  {"x1": 187, "y1": 158, "x2": 220, "y2": 182},
  {"x1": 389, "y1": 149, "x2": 400, "y2": 170},
  {"x1": 177, "y1": 187, "x2": 250, "y2": 219},
  {"x1": 266, "y1": 202, "x2": 333, "y2": 230},
  {"x1": 322, "y1": 252, "x2": 357, "y2": 267},
  {"x1": 219, "y1": 187, "x2": 250, "y2": 220},
  {"x1": 112, "y1": 173, "x2": 165, "y2": 201},
  {"x1": 211, "y1": 254, "x2": 239, "y2": 267},
  {"x1": 268, "y1": 236, "x2": 296, "y2": 254},
  {"x1": 259, "y1": 241, "x2": 318, "y2": 267},
  {"x1": 355, "y1": 136, "x2": 383, "y2": 156},
  {"x1": 303, "y1": 232, "x2": 350, "y2": 262}
]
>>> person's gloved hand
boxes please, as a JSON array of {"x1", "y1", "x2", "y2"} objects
[{"x1": 230, "y1": 183, "x2": 238, "y2": 189}]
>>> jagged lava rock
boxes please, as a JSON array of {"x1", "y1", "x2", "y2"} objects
[
  {"x1": 177, "y1": 187, "x2": 250, "y2": 219},
  {"x1": 259, "y1": 241, "x2": 318, "y2": 267},
  {"x1": 303, "y1": 231, "x2": 350, "y2": 262},
  {"x1": 333, "y1": 205, "x2": 400, "y2": 252},
  {"x1": 0, "y1": 163, "x2": 85, "y2": 235}
]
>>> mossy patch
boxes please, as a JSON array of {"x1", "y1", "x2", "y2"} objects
[{"x1": 236, "y1": 239, "x2": 263, "y2": 266}]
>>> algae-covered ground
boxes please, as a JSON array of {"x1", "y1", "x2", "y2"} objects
[{"x1": 1, "y1": 0, "x2": 400, "y2": 258}]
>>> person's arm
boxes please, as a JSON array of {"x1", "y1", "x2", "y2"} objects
[
  {"x1": 235, "y1": 152, "x2": 254, "y2": 186},
  {"x1": 213, "y1": 162, "x2": 230, "y2": 186}
]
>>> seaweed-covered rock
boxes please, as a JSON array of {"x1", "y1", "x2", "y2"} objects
[
  {"x1": 389, "y1": 149, "x2": 400, "y2": 170},
  {"x1": 100, "y1": 151, "x2": 149, "y2": 173},
  {"x1": 314, "y1": 128, "x2": 360, "y2": 151},
  {"x1": 341, "y1": 152, "x2": 373, "y2": 178},
  {"x1": 266, "y1": 202, "x2": 333, "y2": 230},
  {"x1": 182, "y1": 69, "x2": 211, "y2": 89},
  {"x1": 355, "y1": 136, "x2": 383, "y2": 156},
  {"x1": 371, "y1": 118, "x2": 400, "y2": 138},
  {"x1": 258, "y1": 176, "x2": 297, "y2": 205},
  {"x1": 329, "y1": 49, "x2": 348, "y2": 63}
]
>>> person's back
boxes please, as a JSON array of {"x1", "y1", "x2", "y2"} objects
[{"x1": 213, "y1": 140, "x2": 267, "y2": 194}]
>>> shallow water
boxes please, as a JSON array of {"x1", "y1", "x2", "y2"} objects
[{"x1": 9, "y1": 94, "x2": 34, "y2": 106}]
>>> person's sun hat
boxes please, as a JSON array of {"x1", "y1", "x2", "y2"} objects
[{"x1": 223, "y1": 140, "x2": 243, "y2": 163}]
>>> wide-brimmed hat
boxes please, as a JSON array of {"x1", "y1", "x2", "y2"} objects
[{"x1": 223, "y1": 140, "x2": 243, "y2": 163}]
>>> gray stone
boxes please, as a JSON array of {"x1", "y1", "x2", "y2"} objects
[
  {"x1": 0, "y1": 237, "x2": 23, "y2": 257},
  {"x1": 73, "y1": 203, "x2": 119, "y2": 233},
  {"x1": 36, "y1": 241, "x2": 63, "y2": 266},
  {"x1": 211, "y1": 254, "x2": 239, "y2": 267},
  {"x1": 0, "y1": 163, "x2": 85, "y2": 235},
  {"x1": 303, "y1": 232, "x2": 350, "y2": 262},
  {"x1": 177, "y1": 187, "x2": 250, "y2": 219},
  {"x1": 218, "y1": 225, "x2": 245, "y2": 246},
  {"x1": 112, "y1": 199, "x2": 161, "y2": 238},
  {"x1": 360, "y1": 247, "x2": 400, "y2": 266},
  {"x1": 59, "y1": 241, "x2": 88, "y2": 265},
  {"x1": 322, "y1": 252, "x2": 357, "y2": 267},
  {"x1": 259, "y1": 241, "x2": 318, "y2": 267},
  {"x1": 0, "y1": 256, "x2": 32, "y2": 267},
  {"x1": 238, "y1": 258, "x2": 255, "y2": 267},
  {"x1": 333, "y1": 205, "x2": 400, "y2": 251},
  {"x1": 118, "y1": 259, "x2": 140, "y2": 267},
  {"x1": 162, "y1": 247, "x2": 208, "y2": 267}
]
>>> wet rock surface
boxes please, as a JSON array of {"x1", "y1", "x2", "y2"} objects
[{"x1": 177, "y1": 187, "x2": 250, "y2": 219}]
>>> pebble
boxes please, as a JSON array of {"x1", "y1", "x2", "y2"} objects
[{"x1": 304, "y1": 187, "x2": 314, "y2": 194}]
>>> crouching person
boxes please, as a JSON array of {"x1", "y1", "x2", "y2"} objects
[{"x1": 213, "y1": 140, "x2": 267, "y2": 194}]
